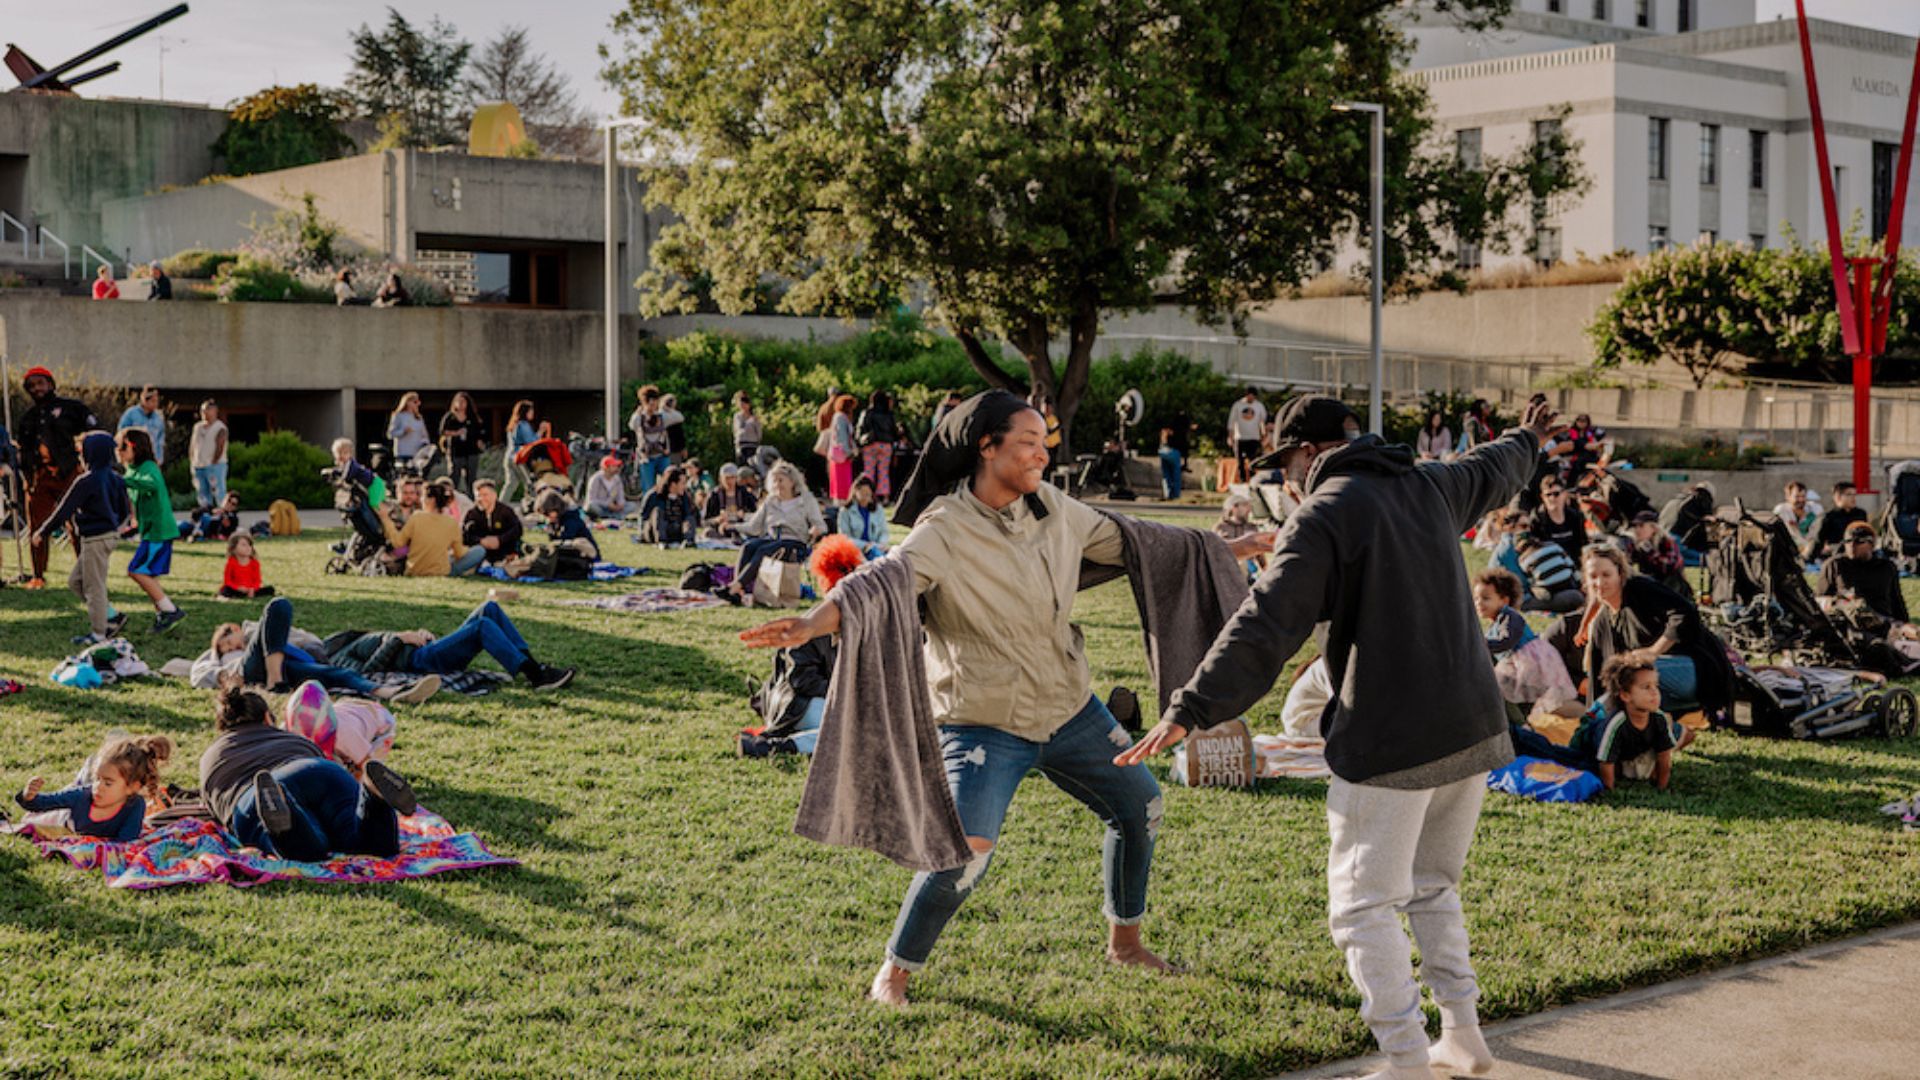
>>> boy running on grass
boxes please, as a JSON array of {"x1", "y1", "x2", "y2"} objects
[{"x1": 1120, "y1": 394, "x2": 1560, "y2": 1080}]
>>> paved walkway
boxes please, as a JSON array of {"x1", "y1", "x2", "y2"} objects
[{"x1": 1278, "y1": 921, "x2": 1920, "y2": 1080}]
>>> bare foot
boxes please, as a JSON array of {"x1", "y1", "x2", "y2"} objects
[
  {"x1": 1107, "y1": 924, "x2": 1181, "y2": 972},
  {"x1": 868, "y1": 962, "x2": 910, "y2": 1007}
]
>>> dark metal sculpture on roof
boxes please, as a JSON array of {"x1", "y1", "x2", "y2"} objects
[{"x1": 4, "y1": 3, "x2": 189, "y2": 95}]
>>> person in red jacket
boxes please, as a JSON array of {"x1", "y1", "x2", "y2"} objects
[
  {"x1": 91, "y1": 265, "x2": 120, "y2": 300},
  {"x1": 219, "y1": 534, "x2": 274, "y2": 599}
]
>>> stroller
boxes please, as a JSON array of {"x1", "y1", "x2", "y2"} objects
[
  {"x1": 321, "y1": 464, "x2": 390, "y2": 576},
  {"x1": 1703, "y1": 502, "x2": 1858, "y2": 668},
  {"x1": 1731, "y1": 664, "x2": 1916, "y2": 741},
  {"x1": 1874, "y1": 460, "x2": 1920, "y2": 569}
]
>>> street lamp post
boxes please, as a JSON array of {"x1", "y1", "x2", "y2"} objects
[
  {"x1": 1334, "y1": 101, "x2": 1385, "y2": 435},
  {"x1": 604, "y1": 117, "x2": 650, "y2": 442}
]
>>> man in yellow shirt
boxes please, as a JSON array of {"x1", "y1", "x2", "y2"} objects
[{"x1": 377, "y1": 484, "x2": 484, "y2": 576}]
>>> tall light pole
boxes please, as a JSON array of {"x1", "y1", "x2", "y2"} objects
[
  {"x1": 604, "y1": 117, "x2": 649, "y2": 441},
  {"x1": 1334, "y1": 101, "x2": 1385, "y2": 435}
]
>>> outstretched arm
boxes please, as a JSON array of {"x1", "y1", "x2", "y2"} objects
[
  {"x1": 741, "y1": 600, "x2": 841, "y2": 650},
  {"x1": 1424, "y1": 399, "x2": 1560, "y2": 533}
]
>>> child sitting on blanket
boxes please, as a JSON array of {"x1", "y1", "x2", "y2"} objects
[
  {"x1": 1582, "y1": 655, "x2": 1678, "y2": 792},
  {"x1": 1472, "y1": 568, "x2": 1579, "y2": 720},
  {"x1": 538, "y1": 491, "x2": 601, "y2": 561},
  {"x1": 14, "y1": 734, "x2": 173, "y2": 841},
  {"x1": 220, "y1": 534, "x2": 275, "y2": 599}
]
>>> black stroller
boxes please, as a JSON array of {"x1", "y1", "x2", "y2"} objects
[
  {"x1": 1703, "y1": 502, "x2": 1858, "y2": 668},
  {"x1": 321, "y1": 464, "x2": 390, "y2": 576},
  {"x1": 1732, "y1": 665, "x2": 1917, "y2": 741},
  {"x1": 1875, "y1": 460, "x2": 1920, "y2": 569}
]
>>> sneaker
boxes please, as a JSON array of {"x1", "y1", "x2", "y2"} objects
[
  {"x1": 23, "y1": 577, "x2": 46, "y2": 590},
  {"x1": 252, "y1": 770, "x2": 294, "y2": 838},
  {"x1": 103, "y1": 613, "x2": 129, "y2": 638},
  {"x1": 391, "y1": 674, "x2": 442, "y2": 705},
  {"x1": 152, "y1": 608, "x2": 188, "y2": 635},
  {"x1": 531, "y1": 665, "x2": 576, "y2": 691},
  {"x1": 70, "y1": 632, "x2": 104, "y2": 646},
  {"x1": 737, "y1": 732, "x2": 774, "y2": 758},
  {"x1": 362, "y1": 760, "x2": 419, "y2": 816}
]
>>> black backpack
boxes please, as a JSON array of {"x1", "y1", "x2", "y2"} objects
[{"x1": 680, "y1": 562, "x2": 720, "y2": 592}]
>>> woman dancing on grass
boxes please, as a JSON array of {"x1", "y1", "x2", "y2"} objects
[{"x1": 743, "y1": 390, "x2": 1270, "y2": 1006}]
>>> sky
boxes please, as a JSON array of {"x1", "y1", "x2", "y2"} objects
[{"x1": 3, "y1": 2, "x2": 1915, "y2": 116}]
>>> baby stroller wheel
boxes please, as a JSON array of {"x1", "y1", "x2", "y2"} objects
[{"x1": 1878, "y1": 688, "x2": 1918, "y2": 738}]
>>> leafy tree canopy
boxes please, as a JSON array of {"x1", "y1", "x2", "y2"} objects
[
  {"x1": 345, "y1": 8, "x2": 472, "y2": 148},
  {"x1": 213, "y1": 84, "x2": 354, "y2": 176},
  {"x1": 604, "y1": 0, "x2": 1578, "y2": 439}
]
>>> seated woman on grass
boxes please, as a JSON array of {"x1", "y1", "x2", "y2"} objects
[
  {"x1": 198, "y1": 685, "x2": 418, "y2": 861},
  {"x1": 727, "y1": 461, "x2": 825, "y2": 600},
  {"x1": 193, "y1": 597, "x2": 441, "y2": 704},
  {"x1": 1576, "y1": 543, "x2": 1734, "y2": 722},
  {"x1": 377, "y1": 483, "x2": 486, "y2": 577}
]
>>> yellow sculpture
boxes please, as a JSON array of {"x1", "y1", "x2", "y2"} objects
[{"x1": 469, "y1": 102, "x2": 531, "y2": 158}]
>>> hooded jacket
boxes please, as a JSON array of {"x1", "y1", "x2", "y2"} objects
[
  {"x1": 1166, "y1": 430, "x2": 1539, "y2": 787},
  {"x1": 39, "y1": 432, "x2": 128, "y2": 540},
  {"x1": 15, "y1": 382, "x2": 98, "y2": 475}
]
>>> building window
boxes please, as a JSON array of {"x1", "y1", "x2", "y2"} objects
[
  {"x1": 1535, "y1": 227, "x2": 1563, "y2": 267},
  {"x1": 1874, "y1": 141, "x2": 1898, "y2": 240},
  {"x1": 1650, "y1": 225, "x2": 1670, "y2": 251},
  {"x1": 1456, "y1": 128, "x2": 1483, "y2": 171},
  {"x1": 1834, "y1": 165, "x2": 1848, "y2": 220},
  {"x1": 1701, "y1": 229, "x2": 1718, "y2": 245},
  {"x1": 1699, "y1": 124, "x2": 1720, "y2": 186},
  {"x1": 1749, "y1": 130, "x2": 1767, "y2": 191},
  {"x1": 1750, "y1": 232, "x2": 1766, "y2": 249},
  {"x1": 1592, "y1": 0, "x2": 1608, "y2": 20},
  {"x1": 1457, "y1": 240, "x2": 1482, "y2": 270},
  {"x1": 1649, "y1": 117, "x2": 1670, "y2": 180},
  {"x1": 1677, "y1": 0, "x2": 1693, "y2": 31},
  {"x1": 1636, "y1": 0, "x2": 1651, "y2": 28},
  {"x1": 1547, "y1": 0, "x2": 1563, "y2": 12}
]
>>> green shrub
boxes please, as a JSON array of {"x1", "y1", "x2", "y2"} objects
[
  {"x1": 1617, "y1": 438, "x2": 1776, "y2": 471},
  {"x1": 163, "y1": 249, "x2": 239, "y2": 280},
  {"x1": 228, "y1": 432, "x2": 334, "y2": 509},
  {"x1": 215, "y1": 256, "x2": 332, "y2": 303}
]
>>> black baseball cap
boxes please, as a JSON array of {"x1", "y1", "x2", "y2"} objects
[{"x1": 1272, "y1": 395, "x2": 1359, "y2": 453}]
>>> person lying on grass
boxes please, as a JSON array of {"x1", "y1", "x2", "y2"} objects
[
  {"x1": 198, "y1": 684, "x2": 418, "y2": 862},
  {"x1": 14, "y1": 734, "x2": 173, "y2": 842},
  {"x1": 193, "y1": 597, "x2": 440, "y2": 704},
  {"x1": 324, "y1": 600, "x2": 575, "y2": 691}
]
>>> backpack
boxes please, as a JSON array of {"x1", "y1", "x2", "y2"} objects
[
  {"x1": 680, "y1": 562, "x2": 719, "y2": 592},
  {"x1": 856, "y1": 408, "x2": 897, "y2": 447},
  {"x1": 269, "y1": 499, "x2": 302, "y2": 536}
]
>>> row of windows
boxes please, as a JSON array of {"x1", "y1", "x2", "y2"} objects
[
  {"x1": 1647, "y1": 118, "x2": 1767, "y2": 191},
  {"x1": 1544, "y1": 0, "x2": 1692, "y2": 30}
]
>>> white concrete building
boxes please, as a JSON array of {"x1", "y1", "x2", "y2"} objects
[{"x1": 1403, "y1": 1, "x2": 1920, "y2": 266}]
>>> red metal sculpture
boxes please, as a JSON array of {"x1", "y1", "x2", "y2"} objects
[{"x1": 1795, "y1": 1, "x2": 1920, "y2": 491}]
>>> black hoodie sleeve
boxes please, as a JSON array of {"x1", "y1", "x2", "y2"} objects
[
  {"x1": 1164, "y1": 511, "x2": 1337, "y2": 732},
  {"x1": 1423, "y1": 430, "x2": 1541, "y2": 535}
]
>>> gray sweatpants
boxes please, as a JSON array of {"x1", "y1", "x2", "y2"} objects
[
  {"x1": 68, "y1": 534, "x2": 118, "y2": 637},
  {"x1": 1326, "y1": 771, "x2": 1487, "y2": 1069}
]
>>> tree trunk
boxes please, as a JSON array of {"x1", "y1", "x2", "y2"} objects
[
  {"x1": 1051, "y1": 302, "x2": 1100, "y2": 456},
  {"x1": 954, "y1": 327, "x2": 1020, "y2": 391}
]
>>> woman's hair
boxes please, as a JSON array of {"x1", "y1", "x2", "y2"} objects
[
  {"x1": 1427, "y1": 411, "x2": 1444, "y2": 430},
  {"x1": 1601, "y1": 654, "x2": 1658, "y2": 700},
  {"x1": 214, "y1": 685, "x2": 271, "y2": 731},
  {"x1": 330, "y1": 437, "x2": 355, "y2": 458},
  {"x1": 850, "y1": 475, "x2": 875, "y2": 495},
  {"x1": 767, "y1": 460, "x2": 808, "y2": 497},
  {"x1": 1538, "y1": 474, "x2": 1563, "y2": 494},
  {"x1": 637, "y1": 384, "x2": 660, "y2": 403},
  {"x1": 119, "y1": 426, "x2": 156, "y2": 466},
  {"x1": 1581, "y1": 543, "x2": 1632, "y2": 580},
  {"x1": 832, "y1": 393, "x2": 857, "y2": 417},
  {"x1": 510, "y1": 400, "x2": 535, "y2": 425},
  {"x1": 1473, "y1": 567, "x2": 1523, "y2": 606},
  {"x1": 869, "y1": 389, "x2": 890, "y2": 409},
  {"x1": 392, "y1": 391, "x2": 420, "y2": 417},
  {"x1": 210, "y1": 622, "x2": 243, "y2": 656},
  {"x1": 734, "y1": 391, "x2": 752, "y2": 409},
  {"x1": 977, "y1": 404, "x2": 1042, "y2": 457},
  {"x1": 336, "y1": 268, "x2": 353, "y2": 283},
  {"x1": 450, "y1": 391, "x2": 473, "y2": 415},
  {"x1": 425, "y1": 484, "x2": 453, "y2": 510},
  {"x1": 536, "y1": 491, "x2": 569, "y2": 515},
  {"x1": 225, "y1": 533, "x2": 254, "y2": 558},
  {"x1": 95, "y1": 735, "x2": 175, "y2": 798}
]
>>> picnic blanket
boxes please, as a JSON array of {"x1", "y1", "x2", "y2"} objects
[
  {"x1": 628, "y1": 534, "x2": 741, "y2": 552},
  {"x1": 4, "y1": 808, "x2": 515, "y2": 889},
  {"x1": 364, "y1": 669, "x2": 511, "y2": 696},
  {"x1": 560, "y1": 588, "x2": 726, "y2": 613},
  {"x1": 475, "y1": 561, "x2": 653, "y2": 584}
]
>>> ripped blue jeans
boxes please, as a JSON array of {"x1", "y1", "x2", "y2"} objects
[{"x1": 885, "y1": 695, "x2": 1162, "y2": 970}]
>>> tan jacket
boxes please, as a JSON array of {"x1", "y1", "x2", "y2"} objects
[
  {"x1": 382, "y1": 510, "x2": 467, "y2": 577},
  {"x1": 894, "y1": 482, "x2": 1123, "y2": 741}
]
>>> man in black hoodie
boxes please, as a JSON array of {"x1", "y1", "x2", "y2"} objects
[
  {"x1": 1119, "y1": 394, "x2": 1557, "y2": 1080},
  {"x1": 14, "y1": 366, "x2": 99, "y2": 587}
]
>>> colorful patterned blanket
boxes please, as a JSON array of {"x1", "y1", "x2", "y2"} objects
[
  {"x1": 4, "y1": 808, "x2": 516, "y2": 889},
  {"x1": 475, "y1": 561, "x2": 653, "y2": 584},
  {"x1": 560, "y1": 588, "x2": 726, "y2": 613}
]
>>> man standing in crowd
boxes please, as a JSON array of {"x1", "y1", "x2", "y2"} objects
[
  {"x1": 1228, "y1": 387, "x2": 1268, "y2": 482},
  {"x1": 190, "y1": 399, "x2": 229, "y2": 509},
  {"x1": 13, "y1": 367, "x2": 99, "y2": 589},
  {"x1": 1121, "y1": 394, "x2": 1560, "y2": 1080},
  {"x1": 118, "y1": 385, "x2": 170, "y2": 466}
]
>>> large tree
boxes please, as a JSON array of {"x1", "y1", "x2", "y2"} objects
[
  {"x1": 213, "y1": 84, "x2": 354, "y2": 176},
  {"x1": 345, "y1": 8, "x2": 472, "y2": 148},
  {"x1": 603, "y1": 0, "x2": 1572, "y2": 443}
]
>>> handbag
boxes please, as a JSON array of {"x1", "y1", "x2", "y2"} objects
[
  {"x1": 752, "y1": 556, "x2": 803, "y2": 609},
  {"x1": 813, "y1": 428, "x2": 832, "y2": 456}
]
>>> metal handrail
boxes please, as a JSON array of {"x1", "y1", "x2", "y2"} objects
[
  {"x1": 37, "y1": 226, "x2": 70, "y2": 278},
  {"x1": 80, "y1": 244, "x2": 113, "y2": 282},
  {"x1": 0, "y1": 211, "x2": 26, "y2": 259}
]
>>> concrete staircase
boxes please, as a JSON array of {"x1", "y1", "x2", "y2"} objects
[{"x1": 0, "y1": 254, "x2": 87, "y2": 297}]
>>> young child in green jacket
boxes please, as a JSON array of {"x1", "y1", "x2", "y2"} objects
[{"x1": 118, "y1": 428, "x2": 186, "y2": 633}]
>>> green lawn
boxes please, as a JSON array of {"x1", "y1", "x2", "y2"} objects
[{"x1": 3, "y1": 523, "x2": 1920, "y2": 1078}]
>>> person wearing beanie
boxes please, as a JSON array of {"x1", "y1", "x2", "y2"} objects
[
  {"x1": 13, "y1": 366, "x2": 99, "y2": 588},
  {"x1": 1122, "y1": 395, "x2": 1561, "y2": 1080}
]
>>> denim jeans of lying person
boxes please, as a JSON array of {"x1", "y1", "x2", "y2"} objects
[{"x1": 884, "y1": 694, "x2": 1162, "y2": 970}]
